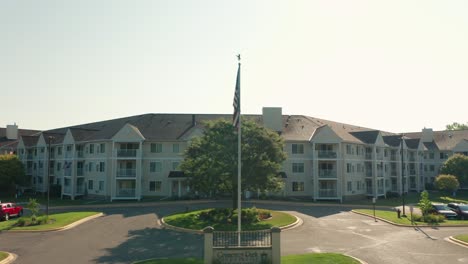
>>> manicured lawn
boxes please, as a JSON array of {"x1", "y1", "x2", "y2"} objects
[
  {"x1": 454, "y1": 234, "x2": 468, "y2": 243},
  {"x1": 135, "y1": 253, "x2": 359, "y2": 264},
  {"x1": 164, "y1": 208, "x2": 296, "y2": 231},
  {"x1": 354, "y1": 209, "x2": 468, "y2": 226},
  {"x1": 0, "y1": 251, "x2": 8, "y2": 261},
  {"x1": 0, "y1": 212, "x2": 100, "y2": 231}
]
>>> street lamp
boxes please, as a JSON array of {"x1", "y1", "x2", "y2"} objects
[
  {"x1": 46, "y1": 136, "x2": 54, "y2": 217},
  {"x1": 400, "y1": 134, "x2": 406, "y2": 217}
]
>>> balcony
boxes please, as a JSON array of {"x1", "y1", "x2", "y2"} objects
[
  {"x1": 390, "y1": 154, "x2": 397, "y2": 161},
  {"x1": 365, "y1": 170, "x2": 372, "y2": 177},
  {"x1": 76, "y1": 185, "x2": 85, "y2": 195},
  {"x1": 77, "y1": 167, "x2": 84, "y2": 176},
  {"x1": 27, "y1": 154, "x2": 33, "y2": 159},
  {"x1": 117, "y1": 169, "x2": 137, "y2": 178},
  {"x1": 409, "y1": 156, "x2": 416, "y2": 162},
  {"x1": 318, "y1": 170, "x2": 337, "y2": 178},
  {"x1": 117, "y1": 149, "x2": 138, "y2": 158},
  {"x1": 390, "y1": 170, "x2": 397, "y2": 176},
  {"x1": 65, "y1": 152, "x2": 73, "y2": 159},
  {"x1": 318, "y1": 189, "x2": 337, "y2": 197},
  {"x1": 377, "y1": 171, "x2": 384, "y2": 177},
  {"x1": 76, "y1": 151, "x2": 84, "y2": 158},
  {"x1": 116, "y1": 188, "x2": 136, "y2": 197},
  {"x1": 317, "y1": 151, "x2": 337, "y2": 159},
  {"x1": 63, "y1": 185, "x2": 72, "y2": 194},
  {"x1": 365, "y1": 153, "x2": 372, "y2": 160},
  {"x1": 409, "y1": 169, "x2": 416, "y2": 175}
]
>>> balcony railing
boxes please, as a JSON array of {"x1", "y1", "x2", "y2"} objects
[
  {"x1": 317, "y1": 151, "x2": 337, "y2": 159},
  {"x1": 117, "y1": 149, "x2": 137, "y2": 158},
  {"x1": 378, "y1": 188, "x2": 384, "y2": 194},
  {"x1": 409, "y1": 156, "x2": 416, "y2": 162},
  {"x1": 63, "y1": 186, "x2": 72, "y2": 194},
  {"x1": 76, "y1": 185, "x2": 85, "y2": 195},
  {"x1": 365, "y1": 153, "x2": 372, "y2": 160},
  {"x1": 409, "y1": 169, "x2": 416, "y2": 175},
  {"x1": 390, "y1": 170, "x2": 397, "y2": 176},
  {"x1": 390, "y1": 154, "x2": 397, "y2": 161},
  {"x1": 365, "y1": 170, "x2": 372, "y2": 177},
  {"x1": 117, "y1": 169, "x2": 137, "y2": 178},
  {"x1": 116, "y1": 188, "x2": 136, "y2": 197},
  {"x1": 318, "y1": 170, "x2": 337, "y2": 178},
  {"x1": 77, "y1": 167, "x2": 84, "y2": 176},
  {"x1": 319, "y1": 189, "x2": 337, "y2": 197},
  {"x1": 377, "y1": 171, "x2": 384, "y2": 177},
  {"x1": 65, "y1": 152, "x2": 73, "y2": 159},
  {"x1": 76, "y1": 151, "x2": 84, "y2": 158}
]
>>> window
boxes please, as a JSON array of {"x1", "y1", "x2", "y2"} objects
[
  {"x1": 430, "y1": 165, "x2": 435, "y2": 172},
  {"x1": 429, "y1": 152, "x2": 434, "y2": 159},
  {"x1": 34, "y1": 148, "x2": 37, "y2": 156},
  {"x1": 346, "y1": 145, "x2": 352, "y2": 155},
  {"x1": 356, "y1": 181, "x2": 361, "y2": 190},
  {"x1": 89, "y1": 144, "x2": 94, "y2": 154},
  {"x1": 149, "y1": 181, "x2": 162, "y2": 192},
  {"x1": 356, "y1": 147, "x2": 361, "y2": 156},
  {"x1": 173, "y1": 143, "x2": 180, "y2": 153},
  {"x1": 151, "y1": 143, "x2": 163, "y2": 153},
  {"x1": 292, "y1": 182, "x2": 304, "y2": 192},
  {"x1": 292, "y1": 163, "x2": 304, "y2": 173},
  {"x1": 99, "y1": 162, "x2": 105, "y2": 172},
  {"x1": 150, "y1": 161, "x2": 162, "y2": 173},
  {"x1": 100, "y1": 143, "x2": 106, "y2": 153},
  {"x1": 88, "y1": 180, "x2": 94, "y2": 190},
  {"x1": 440, "y1": 152, "x2": 448, "y2": 159},
  {"x1": 41, "y1": 147, "x2": 45, "y2": 153},
  {"x1": 58, "y1": 147, "x2": 62, "y2": 155},
  {"x1": 99, "y1": 181, "x2": 104, "y2": 191},
  {"x1": 66, "y1": 145, "x2": 72, "y2": 152},
  {"x1": 172, "y1": 161, "x2": 179, "y2": 170},
  {"x1": 347, "y1": 181, "x2": 352, "y2": 192},
  {"x1": 292, "y1": 144, "x2": 304, "y2": 154},
  {"x1": 57, "y1": 162, "x2": 61, "y2": 171},
  {"x1": 39, "y1": 161, "x2": 43, "y2": 169},
  {"x1": 424, "y1": 165, "x2": 428, "y2": 172},
  {"x1": 88, "y1": 162, "x2": 94, "y2": 172},
  {"x1": 347, "y1": 163, "x2": 352, "y2": 173}
]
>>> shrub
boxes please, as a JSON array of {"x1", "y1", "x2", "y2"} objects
[
  {"x1": 434, "y1": 174, "x2": 460, "y2": 193},
  {"x1": 413, "y1": 213, "x2": 445, "y2": 224},
  {"x1": 418, "y1": 191, "x2": 432, "y2": 216},
  {"x1": 16, "y1": 218, "x2": 26, "y2": 227},
  {"x1": 386, "y1": 191, "x2": 400, "y2": 198},
  {"x1": 27, "y1": 198, "x2": 40, "y2": 224}
]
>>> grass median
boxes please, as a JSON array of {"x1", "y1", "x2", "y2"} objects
[
  {"x1": 0, "y1": 251, "x2": 8, "y2": 261},
  {"x1": 163, "y1": 208, "x2": 296, "y2": 231},
  {"x1": 354, "y1": 209, "x2": 468, "y2": 226},
  {"x1": 0, "y1": 212, "x2": 101, "y2": 231},
  {"x1": 454, "y1": 234, "x2": 468, "y2": 243},
  {"x1": 135, "y1": 253, "x2": 359, "y2": 264}
]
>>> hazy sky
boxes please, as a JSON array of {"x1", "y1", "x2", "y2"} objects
[{"x1": 2, "y1": 0, "x2": 468, "y2": 133}]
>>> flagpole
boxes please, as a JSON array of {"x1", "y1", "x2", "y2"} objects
[{"x1": 236, "y1": 56, "x2": 242, "y2": 247}]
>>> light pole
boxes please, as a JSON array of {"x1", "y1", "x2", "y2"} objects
[
  {"x1": 372, "y1": 197, "x2": 377, "y2": 222},
  {"x1": 46, "y1": 136, "x2": 54, "y2": 217},
  {"x1": 401, "y1": 134, "x2": 406, "y2": 217}
]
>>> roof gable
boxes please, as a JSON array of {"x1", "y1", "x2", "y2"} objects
[
  {"x1": 310, "y1": 125, "x2": 342, "y2": 143},
  {"x1": 112, "y1": 123, "x2": 145, "y2": 142},
  {"x1": 63, "y1": 129, "x2": 75, "y2": 145},
  {"x1": 350, "y1": 131, "x2": 380, "y2": 144},
  {"x1": 453, "y1": 139, "x2": 468, "y2": 152}
]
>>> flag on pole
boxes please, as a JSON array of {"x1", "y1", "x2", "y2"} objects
[{"x1": 232, "y1": 62, "x2": 241, "y2": 128}]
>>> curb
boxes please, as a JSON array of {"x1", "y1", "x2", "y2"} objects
[
  {"x1": 161, "y1": 212, "x2": 302, "y2": 234},
  {"x1": 50, "y1": 199, "x2": 218, "y2": 210},
  {"x1": 0, "y1": 252, "x2": 17, "y2": 264},
  {"x1": 449, "y1": 236, "x2": 468, "y2": 247},
  {"x1": 351, "y1": 210, "x2": 468, "y2": 228},
  {"x1": 343, "y1": 253, "x2": 368, "y2": 264},
  {"x1": 4, "y1": 213, "x2": 104, "y2": 233}
]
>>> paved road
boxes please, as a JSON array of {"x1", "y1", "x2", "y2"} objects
[{"x1": 0, "y1": 201, "x2": 467, "y2": 264}]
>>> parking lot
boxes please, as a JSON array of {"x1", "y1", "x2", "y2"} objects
[{"x1": 0, "y1": 201, "x2": 467, "y2": 264}]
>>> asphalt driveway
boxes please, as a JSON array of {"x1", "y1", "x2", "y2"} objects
[{"x1": 0, "y1": 201, "x2": 467, "y2": 264}]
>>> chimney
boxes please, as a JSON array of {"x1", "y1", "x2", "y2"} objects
[
  {"x1": 6, "y1": 123, "x2": 18, "y2": 140},
  {"x1": 421, "y1": 128, "x2": 434, "y2": 142},
  {"x1": 262, "y1": 107, "x2": 282, "y2": 132}
]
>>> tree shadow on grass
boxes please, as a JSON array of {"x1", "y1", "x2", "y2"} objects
[{"x1": 94, "y1": 227, "x2": 203, "y2": 264}]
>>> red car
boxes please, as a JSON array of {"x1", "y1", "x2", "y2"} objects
[{"x1": 0, "y1": 202, "x2": 24, "y2": 221}]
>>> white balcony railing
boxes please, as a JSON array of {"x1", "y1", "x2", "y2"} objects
[
  {"x1": 318, "y1": 170, "x2": 337, "y2": 178},
  {"x1": 319, "y1": 189, "x2": 337, "y2": 197},
  {"x1": 317, "y1": 151, "x2": 337, "y2": 159},
  {"x1": 117, "y1": 169, "x2": 137, "y2": 178},
  {"x1": 117, "y1": 149, "x2": 138, "y2": 158},
  {"x1": 116, "y1": 188, "x2": 136, "y2": 197}
]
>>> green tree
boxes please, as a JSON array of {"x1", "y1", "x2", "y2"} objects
[
  {"x1": 418, "y1": 190, "x2": 432, "y2": 216},
  {"x1": 440, "y1": 154, "x2": 468, "y2": 186},
  {"x1": 0, "y1": 154, "x2": 27, "y2": 193},
  {"x1": 180, "y1": 119, "x2": 287, "y2": 209},
  {"x1": 446, "y1": 122, "x2": 468, "y2": 130},
  {"x1": 434, "y1": 174, "x2": 460, "y2": 193}
]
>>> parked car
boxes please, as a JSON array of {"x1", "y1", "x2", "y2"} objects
[
  {"x1": 447, "y1": 203, "x2": 468, "y2": 220},
  {"x1": 0, "y1": 202, "x2": 24, "y2": 221},
  {"x1": 431, "y1": 203, "x2": 458, "y2": 220}
]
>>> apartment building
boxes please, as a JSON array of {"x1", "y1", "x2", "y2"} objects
[{"x1": 10, "y1": 107, "x2": 468, "y2": 202}]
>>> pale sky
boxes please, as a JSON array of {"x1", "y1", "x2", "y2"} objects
[{"x1": 1, "y1": 0, "x2": 468, "y2": 133}]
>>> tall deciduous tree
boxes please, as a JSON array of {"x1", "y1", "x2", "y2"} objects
[
  {"x1": 434, "y1": 174, "x2": 460, "y2": 193},
  {"x1": 181, "y1": 119, "x2": 287, "y2": 209},
  {"x1": 440, "y1": 154, "x2": 468, "y2": 186},
  {"x1": 0, "y1": 154, "x2": 27, "y2": 193},
  {"x1": 446, "y1": 122, "x2": 468, "y2": 130}
]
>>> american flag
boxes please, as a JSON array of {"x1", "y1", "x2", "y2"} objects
[{"x1": 232, "y1": 62, "x2": 241, "y2": 128}]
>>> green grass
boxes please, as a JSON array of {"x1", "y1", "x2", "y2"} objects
[
  {"x1": 135, "y1": 253, "x2": 359, "y2": 264},
  {"x1": 164, "y1": 208, "x2": 296, "y2": 231},
  {"x1": 454, "y1": 234, "x2": 468, "y2": 243},
  {"x1": 354, "y1": 209, "x2": 468, "y2": 225},
  {"x1": 0, "y1": 212, "x2": 100, "y2": 231},
  {"x1": 0, "y1": 251, "x2": 8, "y2": 261}
]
